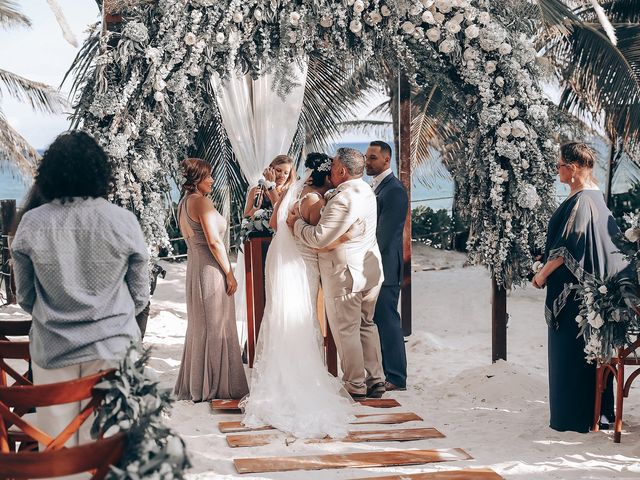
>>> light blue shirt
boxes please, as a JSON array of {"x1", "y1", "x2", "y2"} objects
[{"x1": 11, "y1": 197, "x2": 149, "y2": 369}]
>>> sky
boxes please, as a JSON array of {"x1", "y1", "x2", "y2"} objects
[{"x1": 1, "y1": 1, "x2": 100, "y2": 149}]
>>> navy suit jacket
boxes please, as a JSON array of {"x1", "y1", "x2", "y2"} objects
[{"x1": 374, "y1": 173, "x2": 408, "y2": 287}]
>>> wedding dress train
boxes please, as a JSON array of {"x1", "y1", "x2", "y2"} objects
[{"x1": 241, "y1": 175, "x2": 354, "y2": 439}]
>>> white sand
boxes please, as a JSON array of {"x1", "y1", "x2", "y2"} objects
[{"x1": 4, "y1": 244, "x2": 640, "y2": 479}]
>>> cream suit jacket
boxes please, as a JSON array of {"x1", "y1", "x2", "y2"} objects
[{"x1": 294, "y1": 178, "x2": 384, "y2": 298}]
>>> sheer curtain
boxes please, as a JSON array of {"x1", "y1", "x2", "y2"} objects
[{"x1": 213, "y1": 62, "x2": 308, "y2": 347}]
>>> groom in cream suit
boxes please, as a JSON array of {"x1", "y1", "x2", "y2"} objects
[{"x1": 286, "y1": 148, "x2": 386, "y2": 399}]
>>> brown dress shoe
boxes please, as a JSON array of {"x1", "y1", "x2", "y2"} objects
[
  {"x1": 385, "y1": 381, "x2": 407, "y2": 391},
  {"x1": 366, "y1": 382, "x2": 386, "y2": 398}
]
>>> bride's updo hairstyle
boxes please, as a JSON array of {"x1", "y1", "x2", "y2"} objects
[
  {"x1": 181, "y1": 158, "x2": 211, "y2": 194},
  {"x1": 305, "y1": 152, "x2": 332, "y2": 187}
]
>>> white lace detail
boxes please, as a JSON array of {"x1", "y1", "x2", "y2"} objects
[{"x1": 241, "y1": 173, "x2": 355, "y2": 439}]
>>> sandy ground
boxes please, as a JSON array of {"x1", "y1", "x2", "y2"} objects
[{"x1": 3, "y1": 244, "x2": 639, "y2": 479}]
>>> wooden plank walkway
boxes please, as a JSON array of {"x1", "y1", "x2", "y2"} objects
[
  {"x1": 348, "y1": 468, "x2": 503, "y2": 479},
  {"x1": 233, "y1": 448, "x2": 472, "y2": 474},
  {"x1": 227, "y1": 427, "x2": 444, "y2": 448},
  {"x1": 219, "y1": 412, "x2": 423, "y2": 433},
  {"x1": 211, "y1": 397, "x2": 400, "y2": 412}
]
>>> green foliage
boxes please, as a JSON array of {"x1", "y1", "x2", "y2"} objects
[
  {"x1": 91, "y1": 344, "x2": 191, "y2": 479},
  {"x1": 610, "y1": 182, "x2": 640, "y2": 231},
  {"x1": 411, "y1": 205, "x2": 467, "y2": 251}
]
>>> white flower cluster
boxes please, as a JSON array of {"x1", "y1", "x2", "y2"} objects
[{"x1": 406, "y1": 0, "x2": 558, "y2": 287}]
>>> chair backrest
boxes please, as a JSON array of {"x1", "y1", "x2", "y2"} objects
[
  {"x1": 0, "y1": 340, "x2": 31, "y2": 387},
  {"x1": 0, "y1": 320, "x2": 31, "y2": 340},
  {"x1": 0, "y1": 432, "x2": 125, "y2": 479},
  {"x1": 0, "y1": 369, "x2": 116, "y2": 452}
]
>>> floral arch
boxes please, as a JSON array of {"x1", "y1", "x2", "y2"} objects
[{"x1": 73, "y1": 0, "x2": 559, "y2": 289}]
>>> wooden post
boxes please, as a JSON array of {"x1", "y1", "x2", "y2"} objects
[
  {"x1": 398, "y1": 74, "x2": 412, "y2": 336},
  {"x1": 491, "y1": 277, "x2": 507, "y2": 362},
  {"x1": 1, "y1": 200, "x2": 17, "y2": 305}
]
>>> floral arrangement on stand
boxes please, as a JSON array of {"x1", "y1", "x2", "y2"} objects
[
  {"x1": 236, "y1": 207, "x2": 274, "y2": 251},
  {"x1": 71, "y1": 0, "x2": 560, "y2": 287},
  {"x1": 573, "y1": 275, "x2": 639, "y2": 363},
  {"x1": 91, "y1": 344, "x2": 191, "y2": 479}
]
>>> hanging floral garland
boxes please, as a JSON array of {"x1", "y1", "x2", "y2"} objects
[{"x1": 74, "y1": 0, "x2": 559, "y2": 287}]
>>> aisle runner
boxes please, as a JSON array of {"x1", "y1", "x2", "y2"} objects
[
  {"x1": 227, "y1": 427, "x2": 445, "y2": 447},
  {"x1": 219, "y1": 412, "x2": 423, "y2": 433},
  {"x1": 349, "y1": 468, "x2": 503, "y2": 479},
  {"x1": 233, "y1": 448, "x2": 473, "y2": 474},
  {"x1": 211, "y1": 397, "x2": 401, "y2": 411}
]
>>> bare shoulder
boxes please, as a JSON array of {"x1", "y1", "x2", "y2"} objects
[{"x1": 191, "y1": 195, "x2": 215, "y2": 214}]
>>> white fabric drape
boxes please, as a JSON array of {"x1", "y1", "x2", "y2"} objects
[{"x1": 213, "y1": 62, "x2": 308, "y2": 347}]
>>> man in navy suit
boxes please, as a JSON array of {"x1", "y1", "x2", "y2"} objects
[{"x1": 365, "y1": 140, "x2": 408, "y2": 391}]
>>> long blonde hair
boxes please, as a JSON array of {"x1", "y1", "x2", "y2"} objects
[{"x1": 270, "y1": 155, "x2": 296, "y2": 190}]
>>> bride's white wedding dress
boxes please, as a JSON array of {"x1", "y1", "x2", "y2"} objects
[{"x1": 241, "y1": 174, "x2": 354, "y2": 439}]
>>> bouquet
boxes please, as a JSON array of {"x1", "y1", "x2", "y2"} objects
[
  {"x1": 236, "y1": 208, "x2": 274, "y2": 251},
  {"x1": 573, "y1": 275, "x2": 639, "y2": 363}
]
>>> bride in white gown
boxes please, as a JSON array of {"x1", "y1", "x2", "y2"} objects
[{"x1": 241, "y1": 153, "x2": 356, "y2": 439}]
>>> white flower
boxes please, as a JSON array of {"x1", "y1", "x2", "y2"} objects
[
  {"x1": 497, "y1": 123, "x2": 511, "y2": 138},
  {"x1": 439, "y1": 39, "x2": 456, "y2": 54},
  {"x1": 413, "y1": 27, "x2": 425, "y2": 39},
  {"x1": 154, "y1": 78, "x2": 166, "y2": 91},
  {"x1": 409, "y1": 3, "x2": 423, "y2": 16},
  {"x1": 532, "y1": 261, "x2": 543, "y2": 273},
  {"x1": 484, "y1": 60, "x2": 497, "y2": 74},
  {"x1": 434, "y1": 12, "x2": 445, "y2": 23},
  {"x1": 289, "y1": 11, "x2": 301, "y2": 26},
  {"x1": 154, "y1": 91, "x2": 164, "y2": 102},
  {"x1": 588, "y1": 313, "x2": 604, "y2": 329},
  {"x1": 426, "y1": 27, "x2": 441, "y2": 42},
  {"x1": 381, "y1": 5, "x2": 391, "y2": 16},
  {"x1": 586, "y1": 294, "x2": 594, "y2": 306},
  {"x1": 465, "y1": 25, "x2": 480, "y2": 39},
  {"x1": 422, "y1": 11, "x2": 435, "y2": 24},
  {"x1": 422, "y1": 0, "x2": 435, "y2": 7},
  {"x1": 499, "y1": 43, "x2": 512, "y2": 55},
  {"x1": 320, "y1": 16, "x2": 333, "y2": 28},
  {"x1": 354, "y1": 0, "x2": 365, "y2": 14},
  {"x1": 575, "y1": 314, "x2": 584, "y2": 324},
  {"x1": 507, "y1": 108, "x2": 519, "y2": 119},
  {"x1": 517, "y1": 184, "x2": 540, "y2": 209},
  {"x1": 445, "y1": 20, "x2": 461, "y2": 34},
  {"x1": 184, "y1": 32, "x2": 196, "y2": 45},
  {"x1": 368, "y1": 11, "x2": 382, "y2": 24},
  {"x1": 598, "y1": 285, "x2": 608, "y2": 294},
  {"x1": 587, "y1": 310, "x2": 596, "y2": 321},
  {"x1": 435, "y1": 0, "x2": 452, "y2": 13},
  {"x1": 288, "y1": 31, "x2": 297, "y2": 43},
  {"x1": 478, "y1": 11, "x2": 490, "y2": 25},
  {"x1": 625, "y1": 227, "x2": 640, "y2": 242},
  {"x1": 402, "y1": 21, "x2": 416, "y2": 34},
  {"x1": 463, "y1": 47, "x2": 478, "y2": 61},
  {"x1": 350, "y1": 19, "x2": 363, "y2": 33},
  {"x1": 495, "y1": 76, "x2": 504, "y2": 87},
  {"x1": 233, "y1": 11, "x2": 243, "y2": 23},
  {"x1": 216, "y1": 32, "x2": 225, "y2": 44},
  {"x1": 254, "y1": 9, "x2": 263, "y2": 21},
  {"x1": 511, "y1": 120, "x2": 528, "y2": 138}
]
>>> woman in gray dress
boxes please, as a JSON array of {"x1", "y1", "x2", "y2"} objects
[{"x1": 174, "y1": 158, "x2": 248, "y2": 401}]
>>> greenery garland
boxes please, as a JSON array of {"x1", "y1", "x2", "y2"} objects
[{"x1": 73, "y1": 0, "x2": 561, "y2": 287}]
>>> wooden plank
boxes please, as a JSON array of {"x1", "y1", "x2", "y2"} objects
[
  {"x1": 228, "y1": 427, "x2": 445, "y2": 448},
  {"x1": 233, "y1": 448, "x2": 472, "y2": 474},
  {"x1": 349, "y1": 468, "x2": 503, "y2": 480},
  {"x1": 212, "y1": 397, "x2": 401, "y2": 412},
  {"x1": 219, "y1": 412, "x2": 422, "y2": 433},
  {"x1": 357, "y1": 398, "x2": 400, "y2": 408}
]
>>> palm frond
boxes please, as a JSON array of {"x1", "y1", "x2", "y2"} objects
[
  {"x1": 0, "y1": 110, "x2": 38, "y2": 178},
  {"x1": 0, "y1": 0, "x2": 31, "y2": 29},
  {"x1": 551, "y1": 22, "x2": 640, "y2": 141},
  {"x1": 295, "y1": 54, "x2": 377, "y2": 153},
  {"x1": 577, "y1": 0, "x2": 640, "y2": 23},
  {"x1": 0, "y1": 69, "x2": 67, "y2": 114},
  {"x1": 535, "y1": 0, "x2": 583, "y2": 33},
  {"x1": 61, "y1": 22, "x2": 101, "y2": 99}
]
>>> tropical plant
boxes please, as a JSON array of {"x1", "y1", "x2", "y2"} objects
[
  {"x1": 0, "y1": 0, "x2": 67, "y2": 177},
  {"x1": 536, "y1": 0, "x2": 640, "y2": 202}
]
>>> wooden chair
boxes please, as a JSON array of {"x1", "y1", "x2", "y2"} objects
[
  {"x1": 0, "y1": 369, "x2": 115, "y2": 452},
  {"x1": 0, "y1": 432, "x2": 125, "y2": 479},
  {"x1": 0, "y1": 341, "x2": 31, "y2": 387},
  {"x1": 0, "y1": 320, "x2": 31, "y2": 340},
  {"x1": 592, "y1": 332, "x2": 640, "y2": 442}
]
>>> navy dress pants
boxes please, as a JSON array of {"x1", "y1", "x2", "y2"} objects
[{"x1": 373, "y1": 284, "x2": 407, "y2": 388}]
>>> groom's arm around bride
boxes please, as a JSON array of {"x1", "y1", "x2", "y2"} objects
[{"x1": 286, "y1": 148, "x2": 386, "y2": 399}]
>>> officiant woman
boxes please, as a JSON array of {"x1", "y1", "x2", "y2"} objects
[
  {"x1": 532, "y1": 142, "x2": 633, "y2": 433},
  {"x1": 174, "y1": 158, "x2": 248, "y2": 401},
  {"x1": 243, "y1": 154, "x2": 296, "y2": 217}
]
